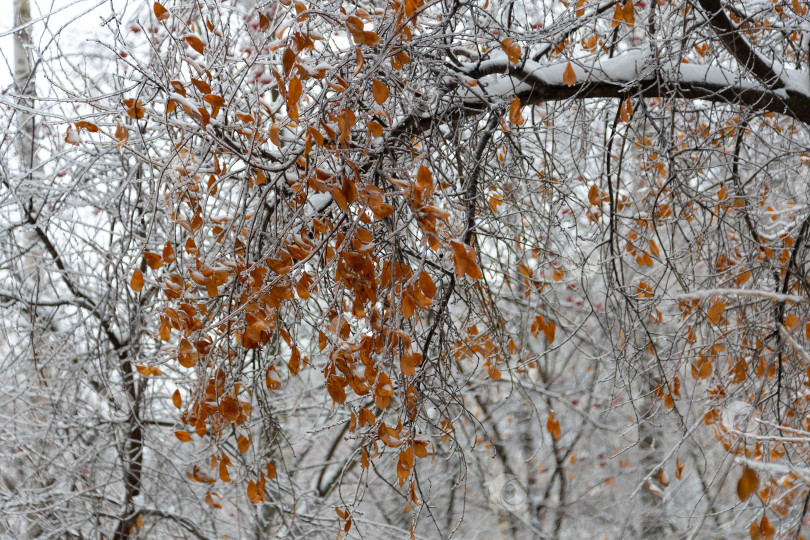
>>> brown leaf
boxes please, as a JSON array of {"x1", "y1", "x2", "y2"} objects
[
  {"x1": 175, "y1": 430, "x2": 192, "y2": 442},
  {"x1": 326, "y1": 376, "x2": 346, "y2": 403},
  {"x1": 737, "y1": 466, "x2": 759, "y2": 501},
  {"x1": 612, "y1": 2, "x2": 624, "y2": 27},
  {"x1": 266, "y1": 366, "x2": 282, "y2": 390},
  {"x1": 544, "y1": 320, "x2": 556, "y2": 344},
  {"x1": 282, "y1": 48, "x2": 296, "y2": 76},
  {"x1": 124, "y1": 98, "x2": 145, "y2": 119},
  {"x1": 205, "y1": 491, "x2": 222, "y2": 509},
  {"x1": 450, "y1": 240, "x2": 482, "y2": 280},
  {"x1": 588, "y1": 184, "x2": 600, "y2": 206},
  {"x1": 509, "y1": 95, "x2": 524, "y2": 126},
  {"x1": 115, "y1": 123, "x2": 128, "y2": 149},
  {"x1": 562, "y1": 62, "x2": 577, "y2": 86},
  {"x1": 288, "y1": 76, "x2": 302, "y2": 105},
  {"x1": 247, "y1": 480, "x2": 260, "y2": 503},
  {"x1": 419, "y1": 271, "x2": 436, "y2": 298},
  {"x1": 622, "y1": 0, "x2": 634, "y2": 28},
  {"x1": 144, "y1": 252, "x2": 163, "y2": 269},
  {"x1": 400, "y1": 352, "x2": 422, "y2": 377},
  {"x1": 74, "y1": 121, "x2": 98, "y2": 132},
  {"x1": 368, "y1": 120, "x2": 383, "y2": 138},
  {"x1": 289, "y1": 347, "x2": 301, "y2": 376},
  {"x1": 372, "y1": 80, "x2": 389, "y2": 105},
  {"x1": 184, "y1": 35, "x2": 205, "y2": 54},
  {"x1": 501, "y1": 38, "x2": 521, "y2": 64},
  {"x1": 131, "y1": 269, "x2": 144, "y2": 292},
  {"x1": 269, "y1": 124, "x2": 281, "y2": 146},
  {"x1": 547, "y1": 411, "x2": 561, "y2": 439},
  {"x1": 153, "y1": 2, "x2": 169, "y2": 21},
  {"x1": 706, "y1": 298, "x2": 725, "y2": 325},
  {"x1": 237, "y1": 434, "x2": 251, "y2": 454}
]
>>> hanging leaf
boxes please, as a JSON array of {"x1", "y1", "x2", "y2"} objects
[
  {"x1": 368, "y1": 120, "x2": 383, "y2": 138},
  {"x1": 153, "y1": 2, "x2": 169, "y2": 21},
  {"x1": 547, "y1": 411, "x2": 561, "y2": 439},
  {"x1": 144, "y1": 252, "x2": 163, "y2": 269},
  {"x1": 289, "y1": 347, "x2": 301, "y2": 376},
  {"x1": 419, "y1": 271, "x2": 436, "y2": 298},
  {"x1": 74, "y1": 121, "x2": 98, "y2": 132},
  {"x1": 611, "y1": 2, "x2": 624, "y2": 27},
  {"x1": 184, "y1": 35, "x2": 205, "y2": 54},
  {"x1": 247, "y1": 480, "x2": 262, "y2": 503},
  {"x1": 707, "y1": 298, "x2": 725, "y2": 325},
  {"x1": 588, "y1": 184, "x2": 600, "y2": 206},
  {"x1": 269, "y1": 124, "x2": 281, "y2": 146},
  {"x1": 205, "y1": 491, "x2": 222, "y2": 509},
  {"x1": 124, "y1": 98, "x2": 145, "y2": 119},
  {"x1": 737, "y1": 466, "x2": 759, "y2": 501},
  {"x1": 509, "y1": 95, "x2": 524, "y2": 126},
  {"x1": 372, "y1": 80, "x2": 389, "y2": 105},
  {"x1": 501, "y1": 38, "x2": 521, "y2": 64},
  {"x1": 562, "y1": 62, "x2": 577, "y2": 86},
  {"x1": 288, "y1": 76, "x2": 303, "y2": 106},
  {"x1": 237, "y1": 434, "x2": 251, "y2": 453},
  {"x1": 400, "y1": 352, "x2": 422, "y2": 377},
  {"x1": 622, "y1": 1, "x2": 634, "y2": 28},
  {"x1": 131, "y1": 269, "x2": 144, "y2": 292},
  {"x1": 450, "y1": 240, "x2": 483, "y2": 280},
  {"x1": 115, "y1": 123, "x2": 128, "y2": 149}
]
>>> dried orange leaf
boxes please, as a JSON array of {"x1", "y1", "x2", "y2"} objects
[
  {"x1": 547, "y1": 411, "x2": 561, "y2": 439},
  {"x1": 509, "y1": 95, "x2": 524, "y2": 125},
  {"x1": 622, "y1": 1, "x2": 634, "y2": 27},
  {"x1": 153, "y1": 2, "x2": 169, "y2": 21},
  {"x1": 737, "y1": 466, "x2": 759, "y2": 501},
  {"x1": 115, "y1": 123, "x2": 128, "y2": 148},
  {"x1": 237, "y1": 434, "x2": 251, "y2": 454},
  {"x1": 124, "y1": 98, "x2": 145, "y2": 119},
  {"x1": 612, "y1": 2, "x2": 624, "y2": 27},
  {"x1": 562, "y1": 62, "x2": 577, "y2": 86},
  {"x1": 372, "y1": 80, "x2": 389, "y2": 105},
  {"x1": 144, "y1": 252, "x2": 163, "y2": 269},
  {"x1": 184, "y1": 35, "x2": 205, "y2": 54},
  {"x1": 501, "y1": 38, "x2": 521, "y2": 64},
  {"x1": 131, "y1": 269, "x2": 144, "y2": 292},
  {"x1": 707, "y1": 298, "x2": 725, "y2": 325}
]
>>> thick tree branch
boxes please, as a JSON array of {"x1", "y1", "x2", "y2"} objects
[
  {"x1": 462, "y1": 54, "x2": 810, "y2": 125},
  {"x1": 694, "y1": 0, "x2": 784, "y2": 89}
]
